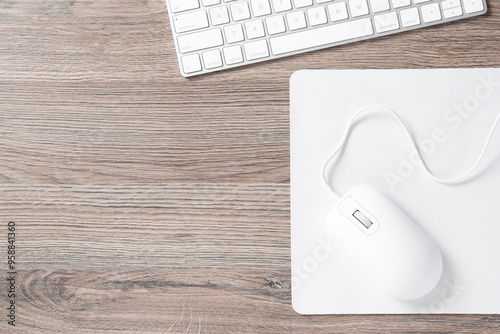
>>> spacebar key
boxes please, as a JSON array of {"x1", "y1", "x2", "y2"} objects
[{"x1": 270, "y1": 18, "x2": 374, "y2": 55}]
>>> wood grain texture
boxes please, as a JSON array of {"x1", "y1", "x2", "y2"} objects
[{"x1": 1, "y1": 0, "x2": 500, "y2": 333}]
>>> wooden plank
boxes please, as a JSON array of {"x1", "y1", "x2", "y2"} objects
[
  {"x1": 0, "y1": 184, "x2": 290, "y2": 270},
  {"x1": 13, "y1": 269, "x2": 500, "y2": 333}
]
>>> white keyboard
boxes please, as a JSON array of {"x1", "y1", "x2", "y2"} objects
[{"x1": 166, "y1": 0, "x2": 487, "y2": 77}]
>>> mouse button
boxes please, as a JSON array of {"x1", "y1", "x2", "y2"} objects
[
  {"x1": 337, "y1": 196, "x2": 380, "y2": 235},
  {"x1": 326, "y1": 205, "x2": 371, "y2": 250},
  {"x1": 325, "y1": 205, "x2": 351, "y2": 244}
]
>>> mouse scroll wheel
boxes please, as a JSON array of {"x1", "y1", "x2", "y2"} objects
[{"x1": 353, "y1": 210, "x2": 373, "y2": 229}]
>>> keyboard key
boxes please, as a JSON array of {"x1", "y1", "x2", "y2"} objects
[
  {"x1": 294, "y1": 0, "x2": 313, "y2": 8},
  {"x1": 270, "y1": 17, "x2": 373, "y2": 55},
  {"x1": 223, "y1": 45, "x2": 244, "y2": 64},
  {"x1": 181, "y1": 54, "x2": 202, "y2": 73},
  {"x1": 245, "y1": 19, "x2": 265, "y2": 39},
  {"x1": 178, "y1": 28, "x2": 224, "y2": 53},
  {"x1": 421, "y1": 3, "x2": 441, "y2": 22},
  {"x1": 463, "y1": 0, "x2": 484, "y2": 13},
  {"x1": 210, "y1": 6, "x2": 230, "y2": 25},
  {"x1": 266, "y1": 15, "x2": 287, "y2": 35},
  {"x1": 370, "y1": 0, "x2": 390, "y2": 13},
  {"x1": 413, "y1": 0, "x2": 431, "y2": 3},
  {"x1": 170, "y1": 0, "x2": 200, "y2": 13},
  {"x1": 441, "y1": 0, "x2": 461, "y2": 9},
  {"x1": 272, "y1": 0, "x2": 292, "y2": 12},
  {"x1": 224, "y1": 24, "x2": 245, "y2": 43},
  {"x1": 328, "y1": 2, "x2": 349, "y2": 21},
  {"x1": 307, "y1": 7, "x2": 328, "y2": 26},
  {"x1": 392, "y1": 0, "x2": 411, "y2": 8},
  {"x1": 202, "y1": 0, "x2": 220, "y2": 6},
  {"x1": 349, "y1": 0, "x2": 369, "y2": 17},
  {"x1": 443, "y1": 6, "x2": 463, "y2": 18},
  {"x1": 173, "y1": 10, "x2": 209, "y2": 33},
  {"x1": 251, "y1": 0, "x2": 272, "y2": 16},
  {"x1": 374, "y1": 12, "x2": 399, "y2": 32},
  {"x1": 287, "y1": 11, "x2": 307, "y2": 30},
  {"x1": 202, "y1": 49, "x2": 223, "y2": 69},
  {"x1": 230, "y1": 2, "x2": 251, "y2": 21},
  {"x1": 244, "y1": 40, "x2": 270, "y2": 60},
  {"x1": 400, "y1": 7, "x2": 420, "y2": 27}
]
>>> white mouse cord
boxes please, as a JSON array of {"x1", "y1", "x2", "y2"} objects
[{"x1": 323, "y1": 105, "x2": 500, "y2": 195}]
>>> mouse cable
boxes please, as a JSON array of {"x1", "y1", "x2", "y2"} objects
[{"x1": 322, "y1": 105, "x2": 500, "y2": 196}]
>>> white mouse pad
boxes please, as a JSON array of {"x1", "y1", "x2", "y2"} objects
[{"x1": 290, "y1": 68, "x2": 500, "y2": 314}]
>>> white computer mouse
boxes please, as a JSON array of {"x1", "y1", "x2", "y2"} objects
[{"x1": 326, "y1": 184, "x2": 443, "y2": 300}]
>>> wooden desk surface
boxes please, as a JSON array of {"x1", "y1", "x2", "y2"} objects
[{"x1": 1, "y1": 0, "x2": 500, "y2": 333}]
